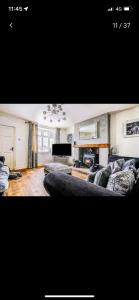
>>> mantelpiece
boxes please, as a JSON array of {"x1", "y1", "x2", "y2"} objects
[{"x1": 73, "y1": 143, "x2": 110, "y2": 148}]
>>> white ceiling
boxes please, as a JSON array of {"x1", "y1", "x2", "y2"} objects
[{"x1": 0, "y1": 104, "x2": 138, "y2": 128}]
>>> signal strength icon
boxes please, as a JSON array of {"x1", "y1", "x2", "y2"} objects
[{"x1": 107, "y1": 7, "x2": 114, "y2": 12}]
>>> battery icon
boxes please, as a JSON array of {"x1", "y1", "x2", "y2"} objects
[{"x1": 123, "y1": 6, "x2": 133, "y2": 11}]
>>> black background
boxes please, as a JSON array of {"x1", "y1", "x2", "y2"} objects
[
  {"x1": 0, "y1": 1, "x2": 138, "y2": 299},
  {"x1": 5, "y1": 0, "x2": 138, "y2": 101}
]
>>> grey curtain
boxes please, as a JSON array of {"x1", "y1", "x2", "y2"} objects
[
  {"x1": 55, "y1": 128, "x2": 60, "y2": 144},
  {"x1": 28, "y1": 122, "x2": 38, "y2": 168}
]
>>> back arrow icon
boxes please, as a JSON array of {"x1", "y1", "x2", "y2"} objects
[{"x1": 10, "y1": 22, "x2": 13, "y2": 28}]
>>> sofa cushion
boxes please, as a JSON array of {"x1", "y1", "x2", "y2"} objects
[
  {"x1": 111, "y1": 160, "x2": 122, "y2": 174},
  {"x1": 94, "y1": 166, "x2": 111, "y2": 187},
  {"x1": 116, "y1": 158, "x2": 125, "y2": 169},
  {"x1": 108, "y1": 161, "x2": 114, "y2": 172},
  {"x1": 108, "y1": 159, "x2": 125, "y2": 174},
  {"x1": 122, "y1": 159, "x2": 136, "y2": 169},
  {"x1": 108, "y1": 156, "x2": 139, "y2": 169},
  {"x1": 124, "y1": 165, "x2": 138, "y2": 179},
  {"x1": 106, "y1": 169, "x2": 135, "y2": 195}
]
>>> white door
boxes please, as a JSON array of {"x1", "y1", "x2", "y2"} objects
[{"x1": 0, "y1": 125, "x2": 14, "y2": 170}]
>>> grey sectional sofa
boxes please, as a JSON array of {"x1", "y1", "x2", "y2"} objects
[{"x1": 43, "y1": 156, "x2": 139, "y2": 197}]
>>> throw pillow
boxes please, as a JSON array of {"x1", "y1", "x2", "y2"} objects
[
  {"x1": 115, "y1": 158, "x2": 125, "y2": 169},
  {"x1": 106, "y1": 169, "x2": 135, "y2": 195},
  {"x1": 94, "y1": 166, "x2": 111, "y2": 187},
  {"x1": 111, "y1": 160, "x2": 121, "y2": 174},
  {"x1": 124, "y1": 165, "x2": 138, "y2": 179},
  {"x1": 123, "y1": 159, "x2": 136, "y2": 169},
  {"x1": 108, "y1": 161, "x2": 114, "y2": 172},
  {"x1": 108, "y1": 159, "x2": 125, "y2": 173}
]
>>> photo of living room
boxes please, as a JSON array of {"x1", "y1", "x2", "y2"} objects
[{"x1": 0, "y1": 103, "x2": 139, "y2": 197}]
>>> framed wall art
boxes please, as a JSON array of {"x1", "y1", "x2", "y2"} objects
[{"x1": 123, "y1": 119, "x2": 139, "y2": 137}]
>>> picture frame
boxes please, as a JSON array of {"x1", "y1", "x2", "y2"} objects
[
  {"x1": 79, "y1": 123, "x2": 97, "y2": 140},
  {"x1": 123, "y1": 119, "x2": 139, "y2": 137},
  {"x1": 67, "y1": 134, "x2": 73, "y2": 143}
]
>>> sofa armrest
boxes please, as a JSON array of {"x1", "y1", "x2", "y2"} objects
[{"x1": 43, "y1": 172, "x2": 123, "y2": 197}]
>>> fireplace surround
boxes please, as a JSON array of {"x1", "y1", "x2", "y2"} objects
[
  {"x1": 74, "y1": 113, "x2": 110, "y2": 167},
  {"x1": 73, "y1": 143, "x2": 110, "y2": 167}
]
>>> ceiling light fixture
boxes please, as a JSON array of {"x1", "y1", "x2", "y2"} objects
[{"x1": 43, "y1": 104, "x2": 66, "y2": 123}]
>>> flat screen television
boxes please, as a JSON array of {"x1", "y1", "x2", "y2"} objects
[{"x1": 52, "y1": 143, "x2": 72, "y2": 156}]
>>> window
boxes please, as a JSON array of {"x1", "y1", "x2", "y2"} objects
[{"x1": 38, "y1": 128, "x2": 54, "y2": 153}]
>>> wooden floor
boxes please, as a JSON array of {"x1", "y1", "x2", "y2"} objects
[
  {"x1": 5, "y1": 168, "x2": 48, "y2": 196},
  {"x1": 72, "y1": 169, "x2": 88, "y2": 180},
  {"x1": 5, "y1": 168, "x2": 88, "y2": 196}
]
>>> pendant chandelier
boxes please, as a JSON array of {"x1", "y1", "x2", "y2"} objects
[{"x1": 43, "y1": 104, "x2": 66, "y2": 123}]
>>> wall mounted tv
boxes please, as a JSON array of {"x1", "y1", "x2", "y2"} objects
[{"x1": 52, "y1": 144, "x2": 72, "y2": 156}]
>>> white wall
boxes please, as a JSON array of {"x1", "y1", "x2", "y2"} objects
[
  {"x1": 0, "y1": 113, "x2": 56, "y2": 169},
  {"x1": 99, "y1": 149, "x2": 109, "y2": 167},
  {"x1": 110, "y1": 105, "x2": 139, "y2": 157},
  {"x1": 60, "y1": 129, "x2": 67, "y2": 143},
  {"x1": 66, "y1": 125, "x2": 74, "y2": 136},
  {"x1": 0, "y1": 112, "x2": 28, "y2": 169},
  {"x1": 59, "y1": 126, "x2": 74, "y2": 165},
  {"x1": 60, "y1": 126, "x2": 74, "y2": 143},
  {"x1": 38, "y1": 153, "x2": 53, "y2": 166}
]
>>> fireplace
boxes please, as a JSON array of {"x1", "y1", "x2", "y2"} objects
[
  {"x1": 83, "y1": 154, "x2": 95, "y2": 168},
  {"x1": 79, "y1": 148, "x2": 99, "y2": 168}
]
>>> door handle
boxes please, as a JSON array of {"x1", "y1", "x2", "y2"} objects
[{"x1": 10, "y1": 147, "x2": 14, "y2": 151}]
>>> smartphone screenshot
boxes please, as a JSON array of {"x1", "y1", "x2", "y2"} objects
[{"x1": 0, "y1": 1, "x2": 138, "y2": 299}]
